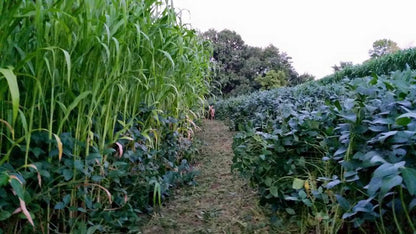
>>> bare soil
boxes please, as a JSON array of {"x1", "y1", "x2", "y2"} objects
[{"x1": 141, "y1": 120, "x2": 271, "y2": 233}]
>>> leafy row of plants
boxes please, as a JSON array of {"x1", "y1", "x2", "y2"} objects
[
  {"x1": 216, "y1": 69, "x2": 416, "y2": 233},
  {"x1": 0, "y1": 0, "x2": 210, "y2": 233},
  {"x1": 319, "y1": 48, "x2": 416, "y2": 84}
]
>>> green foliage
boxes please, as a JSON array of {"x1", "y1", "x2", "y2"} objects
[
  {"x1": 320, "y1": 48, "x2": 416, "y2": 84},
  {"x1": 216, "y1": 69, "x2": 416, "y2": 233},
  {"x1": 0, "y1": 0, "x2": 210, "y2": 232},
  {"x1": 369, "y1": 39, "x2": 400, "y2": 58},
  {"x1": 255, "y1": 70, "x2": 288, "y2": 90},
  {"x1": 332, "y1": 61, "x2": 353, "y2": 72},
  {"x1": 203, "y1": 29, "x2": 305, "y2": 97}
]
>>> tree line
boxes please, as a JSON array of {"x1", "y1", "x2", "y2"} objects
[
  {"x1": 203, "y1": 29, "x2": 406, "y2": 98},
  {"x1": 202, "y1": 29, "x2": 314, "y2": 97}
]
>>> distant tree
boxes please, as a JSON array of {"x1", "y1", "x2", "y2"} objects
[
  {"x1": 369, "y1": 39, "x2": 400, "y2": 58},
  {"x1": 203, "y1": 29, "x2": 246, "y2": 95},
  {"x1": 290, "y1": 73, "x2": 314, "y2": 85},
  {"x1": 203, "y1": 29, "x2": 306, "y2": 97},
  {"x1": 255, "y1": 69, "x2": 287, "y2": 90},
  {"x1": 332, "y1": 61, "x2": 353, "y2": 72}
]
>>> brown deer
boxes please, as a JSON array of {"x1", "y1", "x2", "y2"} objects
[{"x1": 208, "y1": 105, "x2": 215, "y2": 120}]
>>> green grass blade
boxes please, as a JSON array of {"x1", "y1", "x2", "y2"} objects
[{"x1": 0, "y1": 67, "x2": 20, "y2": 124}]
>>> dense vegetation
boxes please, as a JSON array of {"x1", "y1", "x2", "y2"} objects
[
  {"x1": 216, "y1": 62, "x2": 416, "y2": 231},
  {"x1": 320, "y1": 48, "x2": 416, "y2": 85},
  {"x1": 0, "y1": 0, "x2": 211, "y2": 232},
  {"x1": 202, "y1": 29, "x2": 314, "y2": 97}
]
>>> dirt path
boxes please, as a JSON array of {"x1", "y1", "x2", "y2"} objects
[{"x1": 142, "y1": 120, "x2": 270, "y2": 233}]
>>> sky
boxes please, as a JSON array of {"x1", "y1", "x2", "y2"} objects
[{"x1": 173, "y1": 0, "x2": 416, "y2": 78}]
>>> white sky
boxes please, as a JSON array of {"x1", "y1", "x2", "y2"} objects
[{"x1": 173, "y1": 0, "x2": 416, "y2": 78}]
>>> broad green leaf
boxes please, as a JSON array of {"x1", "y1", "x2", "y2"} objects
[
  {"x1": 91, "y1": 175, "x2": 103, "y2": 182},
  {"x1": 9, "y1": 177, "x2": 24, "y2": 199},
  {"x1": 0, "y1": 67, "x2": 19, "y2": 124},
  {"x1": 78, "y1": 207, "x2": 87, "y2": 213},
  {"x1": 0, "y1": 173, "x2": 8, "y2": 186},
  {"x1": 369, "y1": 74, "x2": 378, "y2": 85},
  {"x1": 383, "y1": 81, "x2": 394, "y2": 91},
  {"x1": 285, "y1": 208, "x2": 295, "y2": 215},
  {"x1": 396, "y1": 117, "x2": 411, "y2": 126},
  {"x1": 270, "y1": 186, "x2": 278, "y2": 197},
  {"x1": 74, "y1": 160, "x2": 83, "y2": 171},
  {"x1": 292, "y1": 178, "x2": 305, "y2": 190},
  {"x1": 0, "y1": 210, "x2": 11, "y2": 221},
  {"x1": 87, "y1": 225, "x2": 102, "y2": 234},
  {"x1": 380, "y1": 175, "x2": 402, "y2": 198},
  {"x1": 63, "y1": 194, "x2": 71, "y2": 204},
  {"x1": 298, "y1": 190, "x2": 307, "y2": 199},
  {"x1": 264, "y1": 177, "x2": 273, "y2": 186},
  {"x1": 335, "y1": 194, "x2": 351, "y2": 210},
  {"x1": 340, "y1": 114, "x2": 356, "y2": 123},
  {"x1": 401, "y1": 167, "x2": 416, "y2": 196},
  {"x1": 334, "y1": 100, "x2": 342, "y2": 111},
  {"x1": 396, "y1": 112, "x2": 416, "y2": 125},
  {"x1": 302, "y1": 198, "x2": 312, "y2": 207},
  {"x1": 373, "y1": 162, "x2": 405, "y2": 178},
  {"x1": 377, "y1": 131, "x2": 398, "y2": 143},
  {"x1": 54, "y1": 202, "x2": 65, "y2": 210},
  {"x1": 326, "y1": 179, "x2": 341, "y2": 189},
  {"x1": 63, "y1": 169, "x2": 73, "y2": 181}
]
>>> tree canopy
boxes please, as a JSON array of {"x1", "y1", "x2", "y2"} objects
[
  {"x1": 332, "y1": 61, "x2": 353, "y2": 72},
  {"x1": 203, "y1": 29, "x2": 314, "y2": 97},
  {"x1": 369, "y1": 39, "x2": 400, "y2": 58}
]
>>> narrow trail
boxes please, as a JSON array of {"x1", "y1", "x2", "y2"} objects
[{"x1": 142, "y1": 120, "x2": 270, "y2": 233}]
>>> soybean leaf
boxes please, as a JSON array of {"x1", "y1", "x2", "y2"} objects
[
  {"x1": 270, "y1": 186, "x2": 278, "y2": 197},
  {"x1": 0, "y1": 210, "x2": 11, "y2": 221},
  {"x1": 367, "y1": 177, "x2": 382, "y2": 196},
  {"x1": 63, "y1": 169, "x2": 73, "y2": 181},
  {"x1": 340, "y1": 114, "x2": 357, "y2": 123},
  {"x1": 335, "y1": 194, "x2": 351, "y2": 210},
  {"x1": 74, "y1": 160, "x2": 83, "y2": 171},
  {"x1": 292, "y1": 178, "x2": 305, "y2": 190},
  {"x1": 373, "y1": 161, "x2": 405, "y2": 178},
  {"x1": 380, "y1": 175, "x2": 402, "y2": 198},
  {"x1": 401, "y1": 167, "x2": 416, "y2": 196},
  {"x1": 0, "y1": 173, "x2": 8, "y2": 186},
  {"x1": 396, "y1": 117, "x2": 411, "y2": 126},
  {"x1": 285, "y1": 208, "x2": 295, "y2": 215},
  {"x1": 396, "y1": 112, "x2": 416, "y2": 122},
  {"x1": 92, "y1": 175, "x2": 103, "y2": 182},
  {"x1": 63, "y1": 194, "x2": 71, "y2": 205},
  {"x1": 326, "y1": 179, "x2": 341, "y2": 189},
  {"x1": 377, "y1": 131, "x2": 398, "y2": 143},
  {"x1": 334, "y1": 100, "x2": 342, "y2": 111},
  {"x1": 54, "y1": 202, "x2": 65, "y2": 210}
]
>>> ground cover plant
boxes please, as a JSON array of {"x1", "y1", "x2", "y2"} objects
[
  {"x1": 0, "y1": 0, "x2": 211, "y2": 233},
  {"x1": 216, "y1": 68, "x2": 416, "y2": 233}
]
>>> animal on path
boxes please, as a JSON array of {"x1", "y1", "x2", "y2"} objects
[{"x1": 208, "y1": 105, "x2": 215, "y2": 120}]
